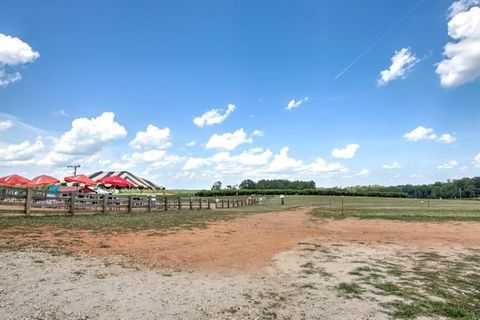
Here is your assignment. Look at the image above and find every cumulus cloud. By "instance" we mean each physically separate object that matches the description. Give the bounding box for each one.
[0,33,40,87]
[193,104,235,127]
[404,126,437,141]
[304,158,347,174]
[0,119,13,131]
[437,160,459,169]
[54,112,127,155]
[383,161,402,169]
[265,147,303,172]
[182,157,211,170]
[285,97,309,111]
[437,4,480,87]
[0,137,44,162]
[474,153,480,167]
[186,140,196,147]
[251,129,264,137]
[205,128,253,151]
[129,124,171,150]
[378,48,418,86]
[437,133,457,144]
[331,143,360,159]
[404,126,457,143]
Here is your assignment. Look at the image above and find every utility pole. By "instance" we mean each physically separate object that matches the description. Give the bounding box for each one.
[68,164,81,176]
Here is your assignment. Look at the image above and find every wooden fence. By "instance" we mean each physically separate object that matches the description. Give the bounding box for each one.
[0,187,261,216]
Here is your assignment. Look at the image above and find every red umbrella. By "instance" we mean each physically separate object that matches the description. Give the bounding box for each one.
[0,174,31,187]
[96,175,134,188]
[64,174,96,186]
[27,175,60,187]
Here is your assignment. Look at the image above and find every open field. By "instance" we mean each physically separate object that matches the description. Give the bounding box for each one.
[1,195,480,319]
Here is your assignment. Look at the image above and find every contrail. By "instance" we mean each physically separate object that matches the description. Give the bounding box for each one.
[334,0,427,80]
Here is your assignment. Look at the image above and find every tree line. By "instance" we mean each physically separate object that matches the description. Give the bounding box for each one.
[203,177,480,199]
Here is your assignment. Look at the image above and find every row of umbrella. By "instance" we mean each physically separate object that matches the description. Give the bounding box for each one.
[0,174,135,188]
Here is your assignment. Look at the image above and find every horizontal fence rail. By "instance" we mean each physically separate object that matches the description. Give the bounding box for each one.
[0,186,261,216]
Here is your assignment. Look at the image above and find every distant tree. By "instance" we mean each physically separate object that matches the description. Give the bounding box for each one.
[239,179,256,189]
[211,181,222,191]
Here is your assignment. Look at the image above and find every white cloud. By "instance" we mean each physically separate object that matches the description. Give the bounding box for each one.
[448,0,480,18]
[129,124,171,150]
[0,119,13,131]
[252,129,264,137]
[378,48,418,86]
[343,169,370,179]
[474,153,480,167]
[265,147,303,172]
[437,133,457,144]
[285,97,309,111]
[331,143,360,159]
[0,33,39,87]
[437,160,459,169]
[436,5,480,87]
[0,137,44,161]
[54,112,127,155]
[193,104,235,127]
[383,161,402,169]
[403,126,437,141]
[304,158,347,174]
[53,109,70,117]
[404,126,457,144]
[186,140,196,147]
[205,128,253,151]
[130,149,167,163]
[182,157,211,170]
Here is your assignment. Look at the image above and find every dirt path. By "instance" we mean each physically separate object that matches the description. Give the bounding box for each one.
[1,208,480,273]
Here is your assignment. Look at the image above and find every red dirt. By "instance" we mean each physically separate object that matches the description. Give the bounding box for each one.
[1,208,480,273]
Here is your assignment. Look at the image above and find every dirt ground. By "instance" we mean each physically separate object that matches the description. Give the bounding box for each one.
[1,208,480,319]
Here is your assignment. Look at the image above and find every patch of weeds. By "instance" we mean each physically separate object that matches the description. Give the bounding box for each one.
[33,259,44,264]
[73,270,85,276]
[373,281,404,296]
[223,306,239,315]
[300,283,316,290]
[336,282,363,299]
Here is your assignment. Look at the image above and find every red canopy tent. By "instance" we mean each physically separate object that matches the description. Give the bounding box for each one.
[64,174,96,186]
[27,175,60,187]
[96,175,134,188]
[0,174,31,187]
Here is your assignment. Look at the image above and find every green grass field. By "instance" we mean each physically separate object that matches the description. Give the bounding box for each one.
[0,195,479,232]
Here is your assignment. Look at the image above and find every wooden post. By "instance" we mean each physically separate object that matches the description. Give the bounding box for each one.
[199,198,202,209]
[128,195,132,213]
[222,200,224,208]
[70,192,76,215]
[207,199,211,209]
[227,200,230,208]
[164,196,168,211]
[178,197,181,210]
[103,194,108,214]
[189,197,193,210]
[25,188,32,216]
[147,196,152,212]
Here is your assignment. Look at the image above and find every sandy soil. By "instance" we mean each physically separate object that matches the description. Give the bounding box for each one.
[1,208,480,319]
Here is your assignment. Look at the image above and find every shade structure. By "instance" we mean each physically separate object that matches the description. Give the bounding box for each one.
[96,175,135,188]
[64,174,96,186]
[27,175,60,187]
[0,174,31,187]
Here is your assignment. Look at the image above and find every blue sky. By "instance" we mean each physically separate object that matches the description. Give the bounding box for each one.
[0,0,479,189]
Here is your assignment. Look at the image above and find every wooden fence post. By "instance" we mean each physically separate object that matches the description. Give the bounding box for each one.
[103,194,108,214]
[128,195,132,213]
[199,198,202,209]
[70,192,76,215]
[178,197,181,210]
[164,196,168,211]
[148,196,152,212]
[222,200,224,208]
[189,197,193,210]
[227,200,230,208]
[207,199,211,209]
[25,188,32,216]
